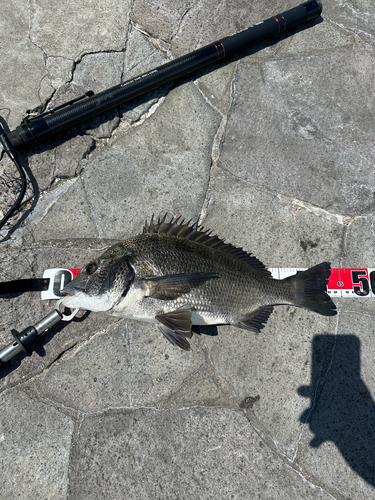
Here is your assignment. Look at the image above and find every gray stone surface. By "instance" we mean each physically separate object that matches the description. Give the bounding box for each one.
[344,215,375,267]
[1,1,375,499]
[32,81,221,241]
[0,389,74,500]
[120,27,173,124]
[323,0,375,46]
[29,0,132,59]
[31,178,99,240]
[34,319,205,411]
[68,407,335,500]
[218,44,375,214]
[74,52,124,94]
[0,0,53,129]
[203,166,346,268]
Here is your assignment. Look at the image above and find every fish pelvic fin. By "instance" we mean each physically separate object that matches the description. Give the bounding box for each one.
[234,306,274,333]
[285,262,337,316]
[158,325,191,351]
[156,305,192,350]
[144,272,219,300]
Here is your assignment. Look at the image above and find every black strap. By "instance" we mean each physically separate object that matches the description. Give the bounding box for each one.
[0,278,49,295]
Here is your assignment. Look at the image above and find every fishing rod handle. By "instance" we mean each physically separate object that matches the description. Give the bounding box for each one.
[219,0,321,56]
[0,309,62,367]
[7,0,322,149]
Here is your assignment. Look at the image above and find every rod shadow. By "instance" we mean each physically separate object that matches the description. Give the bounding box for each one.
[298,334,375,487]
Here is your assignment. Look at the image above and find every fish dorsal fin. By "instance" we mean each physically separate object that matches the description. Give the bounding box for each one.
[143,214,270,275]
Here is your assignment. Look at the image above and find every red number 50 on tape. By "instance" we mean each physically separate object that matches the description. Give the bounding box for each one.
[327,268,375,297]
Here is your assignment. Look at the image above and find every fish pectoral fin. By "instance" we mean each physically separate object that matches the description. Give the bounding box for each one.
[144,272,219,300]
[234,306,274,333]
[156,305,193,350]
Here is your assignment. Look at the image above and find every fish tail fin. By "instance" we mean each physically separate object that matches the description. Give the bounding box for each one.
[285,262,337,316]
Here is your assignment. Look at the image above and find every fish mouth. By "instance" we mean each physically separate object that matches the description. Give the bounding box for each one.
[62,285,83,296]
[61,286,84,307]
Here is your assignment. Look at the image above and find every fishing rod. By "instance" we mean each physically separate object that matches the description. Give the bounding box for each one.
[5,0,322,150]
[0,0,322,229]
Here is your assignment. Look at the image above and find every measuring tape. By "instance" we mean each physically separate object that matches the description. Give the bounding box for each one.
[42,267,375,300]
[269,268,375,298]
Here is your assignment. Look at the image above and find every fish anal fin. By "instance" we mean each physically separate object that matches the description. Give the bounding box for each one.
[156,305,193,350]
[234,306,274,333]
[144,272,219,300]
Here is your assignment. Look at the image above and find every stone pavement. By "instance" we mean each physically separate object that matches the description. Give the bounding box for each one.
[0,1,374,498]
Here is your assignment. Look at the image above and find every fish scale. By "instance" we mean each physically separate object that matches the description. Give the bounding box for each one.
[125,234,278,320]
[61,215,336,350]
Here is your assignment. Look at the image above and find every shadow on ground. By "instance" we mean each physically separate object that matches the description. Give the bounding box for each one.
[299,334,375,487]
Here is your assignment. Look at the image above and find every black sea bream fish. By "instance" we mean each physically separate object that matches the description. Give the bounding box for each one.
[62,215,336,350]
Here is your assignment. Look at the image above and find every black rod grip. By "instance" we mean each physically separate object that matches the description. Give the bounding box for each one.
[219,0,322,56]
[7,0,322,149]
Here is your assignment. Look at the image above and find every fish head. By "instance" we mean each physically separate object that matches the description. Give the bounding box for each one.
[61,248,134,312]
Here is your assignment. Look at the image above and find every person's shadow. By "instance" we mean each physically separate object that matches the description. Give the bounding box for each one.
[299,335,375,486]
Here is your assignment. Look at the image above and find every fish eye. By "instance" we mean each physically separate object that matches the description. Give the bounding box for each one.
[85,263,97,275]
